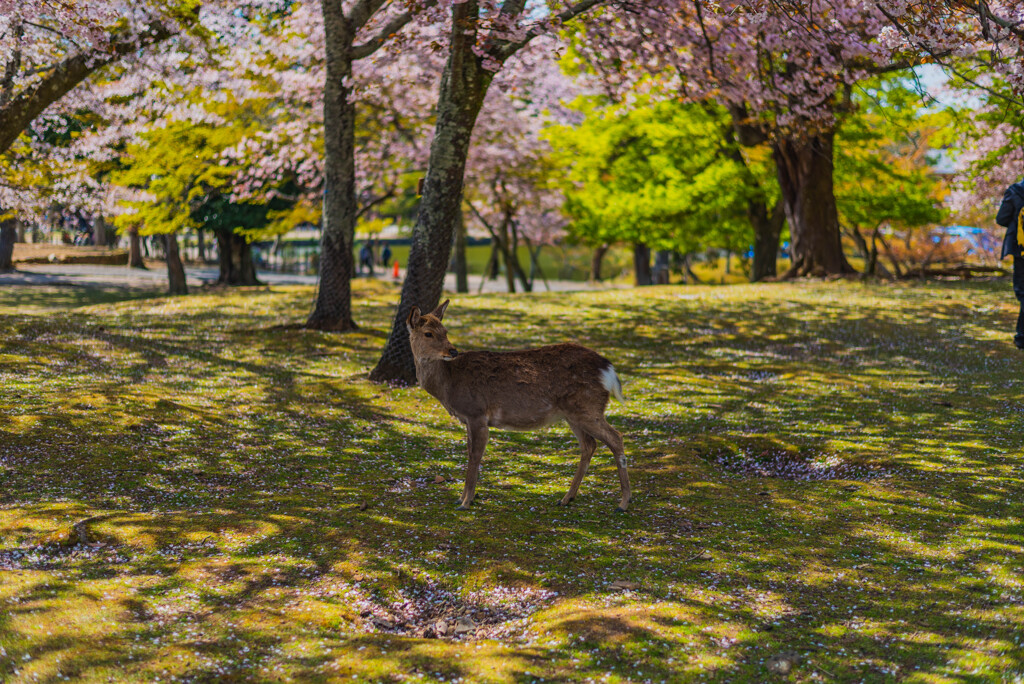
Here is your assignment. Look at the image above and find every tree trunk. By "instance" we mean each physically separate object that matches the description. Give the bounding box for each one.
[508,220,531,292]
[0,218,16,272]
[751,200,785,281]
[94,216,108,247]
[453,208,469,293]
[164,233,188,295]
[370,0,493,384]
[633,242,652,286]
[591,243,609,281]
[773,131,854,278]
[499,218,516,293]
[128,227,146,269]
[215,228,261,285]
[197,229,207,262]
[306,0,358,330]
[654,250,671,284]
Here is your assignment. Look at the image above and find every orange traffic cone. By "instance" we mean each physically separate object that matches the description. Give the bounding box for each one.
[392,260,400,280]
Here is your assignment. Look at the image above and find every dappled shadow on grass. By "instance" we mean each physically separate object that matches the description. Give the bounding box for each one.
[0,284,163,314]
[2,282,1024,680]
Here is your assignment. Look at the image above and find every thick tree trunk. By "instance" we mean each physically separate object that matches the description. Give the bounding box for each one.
[0,219,16,272]
[773,131,854,278]
[164,233,188,295]
[215,228,260,286]
[453,208,468,293]
[751,200,785,281]
[633,242,652,286]
[591,243,609,281]
[128,227,146,269]
[94,216,108,247]
[306,0,358,331]
[653,250,671,284]
[370,0,492,384]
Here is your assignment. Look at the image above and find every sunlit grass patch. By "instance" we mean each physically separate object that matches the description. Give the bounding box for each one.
[1,279,1023,681]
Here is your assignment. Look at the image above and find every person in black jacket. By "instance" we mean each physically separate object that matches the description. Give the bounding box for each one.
[996,179,1024,349]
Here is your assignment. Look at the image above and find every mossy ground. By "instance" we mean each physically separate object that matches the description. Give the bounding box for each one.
[1,278,1023,683]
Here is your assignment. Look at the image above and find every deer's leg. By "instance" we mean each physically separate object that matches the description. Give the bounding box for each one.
[560,421,596,506]
[458,420,489,510]
[582,416,631,512]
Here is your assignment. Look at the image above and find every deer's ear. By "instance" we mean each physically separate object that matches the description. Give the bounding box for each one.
[406,306,423,330]
[431,299,450,321]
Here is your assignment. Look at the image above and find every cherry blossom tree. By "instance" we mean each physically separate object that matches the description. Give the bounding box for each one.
[370,0,608,384]
[0,0,192,270]
[462,46,577,293]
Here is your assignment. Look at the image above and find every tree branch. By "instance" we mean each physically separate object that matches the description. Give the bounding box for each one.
[355,187,396,220]
[348,0,391,32]
[875,2,1024,108]
[492,0,606,63]
[351,0,437,60]
[0,20,176,156]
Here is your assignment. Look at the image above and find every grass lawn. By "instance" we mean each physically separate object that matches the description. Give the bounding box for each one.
[1,278,1023,682]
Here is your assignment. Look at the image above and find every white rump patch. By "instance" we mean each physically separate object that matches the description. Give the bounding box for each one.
[599,365,625,403]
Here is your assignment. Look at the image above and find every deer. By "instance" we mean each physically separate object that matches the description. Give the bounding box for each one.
[405,299,631,512]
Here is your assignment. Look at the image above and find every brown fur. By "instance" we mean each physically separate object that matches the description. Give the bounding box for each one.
[406,300,631,511]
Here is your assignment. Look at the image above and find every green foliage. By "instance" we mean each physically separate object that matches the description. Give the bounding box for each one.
[835,78,947,231]
[110,94,290,240]
[546,97,774,253]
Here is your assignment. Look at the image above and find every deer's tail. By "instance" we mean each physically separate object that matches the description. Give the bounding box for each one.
[599,365,625,403]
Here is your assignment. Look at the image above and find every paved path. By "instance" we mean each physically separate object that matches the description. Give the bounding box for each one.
[0,264,621,294]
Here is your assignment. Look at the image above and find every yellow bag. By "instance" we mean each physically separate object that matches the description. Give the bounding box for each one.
[1019,209,1024,248]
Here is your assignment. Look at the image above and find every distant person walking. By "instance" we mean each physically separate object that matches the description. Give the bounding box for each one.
[996,178,1024,349]
[359,242,374,276]
[381,243,392,268]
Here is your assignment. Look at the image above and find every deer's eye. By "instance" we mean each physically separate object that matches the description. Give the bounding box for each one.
[424,332,433,338]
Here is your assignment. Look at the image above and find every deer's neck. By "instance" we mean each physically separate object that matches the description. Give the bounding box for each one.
[414,357,456,407]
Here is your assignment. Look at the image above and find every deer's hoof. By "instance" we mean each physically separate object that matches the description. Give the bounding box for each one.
[615,505,628,513]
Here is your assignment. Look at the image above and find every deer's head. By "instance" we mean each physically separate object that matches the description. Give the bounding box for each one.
[406,299,459,362]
